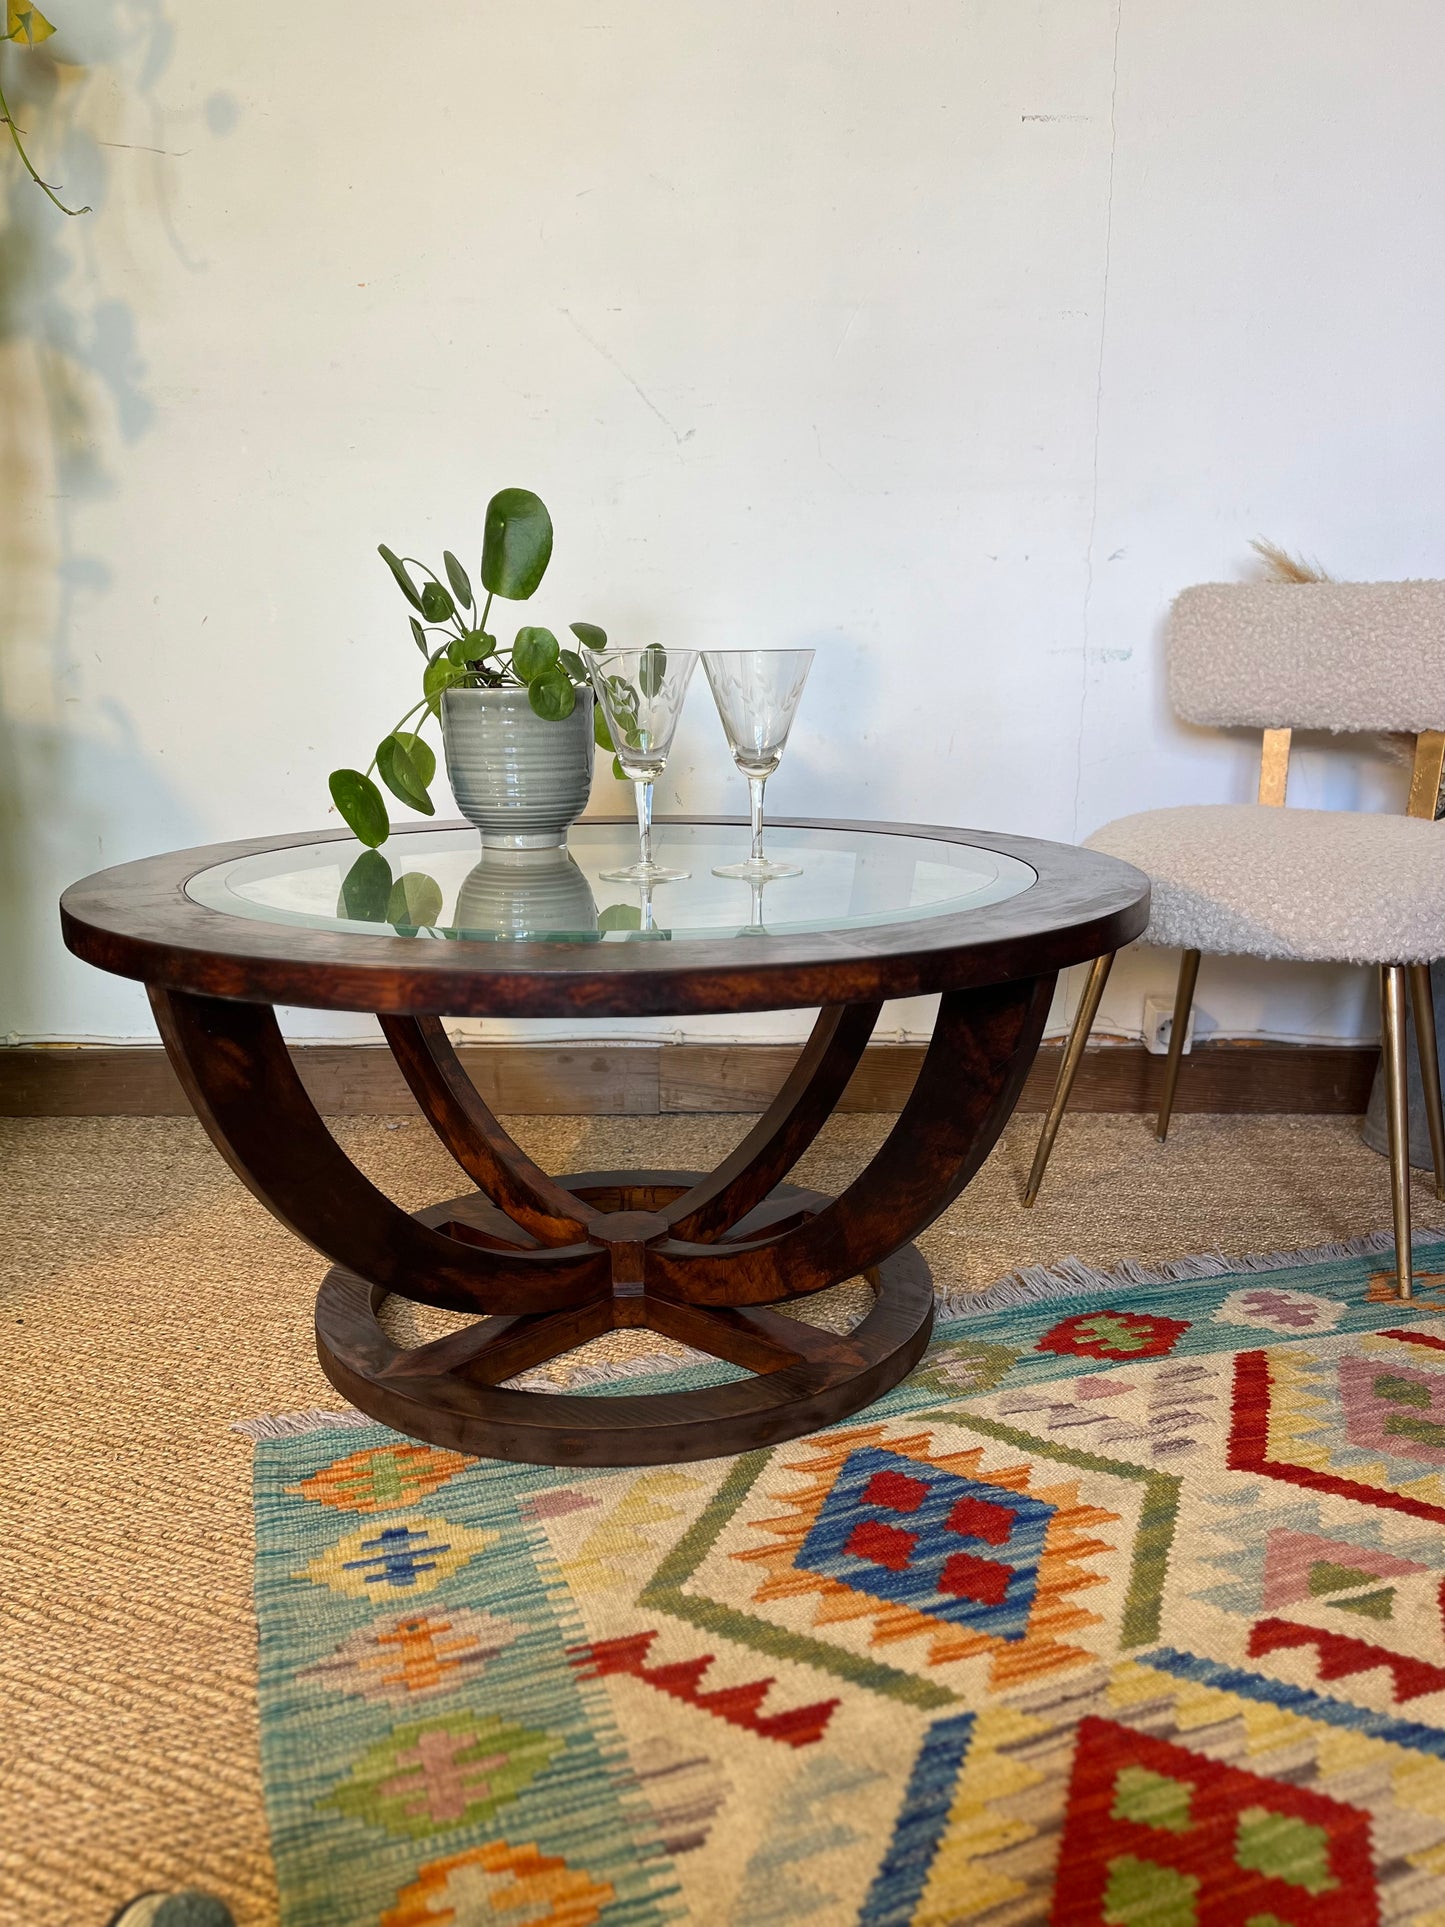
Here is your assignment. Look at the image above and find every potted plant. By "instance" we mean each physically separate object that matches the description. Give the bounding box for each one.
[328,487,613,849]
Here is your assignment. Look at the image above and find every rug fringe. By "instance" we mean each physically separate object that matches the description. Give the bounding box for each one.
[232,1406,371,1440]
[936,1224,1445,1320]
[234,1226,1445,1432]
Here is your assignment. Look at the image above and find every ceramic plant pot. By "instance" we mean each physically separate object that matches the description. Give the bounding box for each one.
[454,847,599,941]
[440,685,594,848]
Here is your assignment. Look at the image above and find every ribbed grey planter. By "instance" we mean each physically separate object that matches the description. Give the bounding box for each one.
[1363,959,1445,1167]
[440,685,594,848]
[454,848,598,941]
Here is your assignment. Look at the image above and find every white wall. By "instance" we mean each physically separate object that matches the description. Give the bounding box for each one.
[3,1,1443,1048]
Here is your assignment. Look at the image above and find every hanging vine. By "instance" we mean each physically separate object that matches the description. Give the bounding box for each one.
[0,3,90,216]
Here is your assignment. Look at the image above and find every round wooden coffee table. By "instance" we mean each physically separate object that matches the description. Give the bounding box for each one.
[61,816,1148,1465]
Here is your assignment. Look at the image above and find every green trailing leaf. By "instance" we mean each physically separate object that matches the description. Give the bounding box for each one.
[5,4,56,45]
[446,633,478,667]
[612,754,626,781]
[513,625,560,681]
[570,621,607,653]
[394,731,436,787]
[379,544,424,613]
[481,488,553,600]
[558,649,588,681]
[592,706,616,752]
[443,550,473,610]
[329,768,390,847]
[376,732,435,815]
[409,617,428,657]
[423,653,467,712]
[387,871,445,930]
[597,902,642,932]
[640,643,668,698]
[337,849,393,922]
[420,579,455,624]
[528,668,576,720]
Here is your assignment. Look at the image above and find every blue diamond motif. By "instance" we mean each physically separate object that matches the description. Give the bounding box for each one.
[795,1446,1056,1639]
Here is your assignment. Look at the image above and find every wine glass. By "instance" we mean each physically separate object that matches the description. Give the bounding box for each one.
[702,648,814,880]
[587,646,699,883]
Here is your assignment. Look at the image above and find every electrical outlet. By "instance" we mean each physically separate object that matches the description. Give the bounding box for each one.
[1143,995,1196,1057]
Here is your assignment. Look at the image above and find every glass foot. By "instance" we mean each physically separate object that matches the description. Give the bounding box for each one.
[712,858,802,881]
[600,863,691,883]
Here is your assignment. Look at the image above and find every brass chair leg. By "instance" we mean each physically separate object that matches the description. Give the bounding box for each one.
[1156,949,1201,1142]
[1408,962,1445,1203]
[1382,964,1414,1301]
[1022,951,1115,1206]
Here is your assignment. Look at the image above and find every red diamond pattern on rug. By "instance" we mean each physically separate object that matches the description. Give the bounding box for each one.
[1052,1715,1379,1925]
[1035,1309,1191,1362]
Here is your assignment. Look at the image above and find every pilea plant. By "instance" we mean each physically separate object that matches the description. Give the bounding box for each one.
[328,487,616,848]
[2,3,91,216]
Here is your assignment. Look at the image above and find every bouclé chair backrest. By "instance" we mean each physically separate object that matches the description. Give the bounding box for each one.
[1168,581,1445,735]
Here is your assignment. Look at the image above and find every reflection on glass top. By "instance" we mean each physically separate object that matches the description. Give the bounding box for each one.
[185,824,1036,946]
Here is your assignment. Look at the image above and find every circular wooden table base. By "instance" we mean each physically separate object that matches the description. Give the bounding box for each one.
[315,1178,937,1466]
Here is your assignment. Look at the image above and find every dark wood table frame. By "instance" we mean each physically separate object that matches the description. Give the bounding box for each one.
[61,817,1148,1466]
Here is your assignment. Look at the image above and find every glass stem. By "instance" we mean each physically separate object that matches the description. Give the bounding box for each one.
[634,779,654,872]
[749,775,767,864]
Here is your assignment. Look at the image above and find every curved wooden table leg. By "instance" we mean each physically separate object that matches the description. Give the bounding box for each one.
[149,988,609,1316]
[644,972,1055,1305]
[315,1184,936,1466]
[379,1015,593,1244]
[663,1002,882,1239]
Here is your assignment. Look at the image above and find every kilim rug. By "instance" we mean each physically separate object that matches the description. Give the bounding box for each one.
[250,1231,1445,1925]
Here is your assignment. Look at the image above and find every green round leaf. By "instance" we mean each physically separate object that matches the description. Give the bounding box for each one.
[570,621,608,652]
[423,654,467,710]
[481,488,553,600]
[394,730,436,787]
[376,732,435,814]
[558,649,588,681]
[593,706,616,752]
[337,849,393,921]
[329,768,390,847]
[420,580,456,624]
[378,544,424,613]
[443,550,474,610]
[527,667,576,720]
[513,625,560,681]
[597,902,642,932]
[387,871,445,930]
[611,754,627,781]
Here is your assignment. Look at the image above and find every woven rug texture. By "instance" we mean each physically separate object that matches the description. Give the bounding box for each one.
[9,1110,1445,1925]
[256,1237,1445,1925]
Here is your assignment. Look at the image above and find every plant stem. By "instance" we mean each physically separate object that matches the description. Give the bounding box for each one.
[0,60,90,217]
[364,698,430,778]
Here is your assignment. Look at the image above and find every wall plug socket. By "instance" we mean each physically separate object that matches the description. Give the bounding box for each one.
[1142,995,1196,1057]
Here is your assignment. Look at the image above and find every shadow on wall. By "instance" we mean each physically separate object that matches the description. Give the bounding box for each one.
[0,6,236,1035]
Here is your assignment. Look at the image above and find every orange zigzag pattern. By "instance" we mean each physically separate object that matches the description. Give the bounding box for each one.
[569,1630,838,1747]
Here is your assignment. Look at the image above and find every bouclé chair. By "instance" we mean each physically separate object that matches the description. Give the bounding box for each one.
[1024,579,1445,1300]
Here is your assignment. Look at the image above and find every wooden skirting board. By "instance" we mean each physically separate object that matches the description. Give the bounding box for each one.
[0,1039,1379,1118]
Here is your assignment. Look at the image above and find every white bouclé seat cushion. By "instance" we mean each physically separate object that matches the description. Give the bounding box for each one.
[1085,805,1445,964]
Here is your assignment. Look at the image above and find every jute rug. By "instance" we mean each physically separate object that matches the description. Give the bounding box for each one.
[253,1234,1445,1925]
[10,1112,1445,1925]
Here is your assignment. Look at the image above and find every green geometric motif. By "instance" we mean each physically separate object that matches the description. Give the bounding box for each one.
[908,1339,1018,1398]
[1111,1766,1192,1834]
[318,1711,559,1839]
[1329,1587,1396,1619]
[1103,1853,1198,1925]
[1234,1806,1337,1895]
[1307,1560,1385,1597]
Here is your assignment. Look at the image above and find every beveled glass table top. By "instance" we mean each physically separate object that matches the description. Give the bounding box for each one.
[185,822,1037,946]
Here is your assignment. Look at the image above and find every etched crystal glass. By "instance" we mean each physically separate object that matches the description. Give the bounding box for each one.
[586,646,699,883]
[702,648,814,881]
